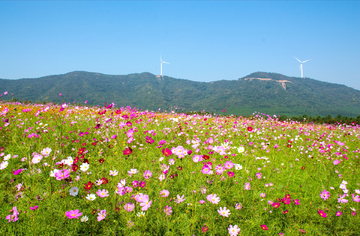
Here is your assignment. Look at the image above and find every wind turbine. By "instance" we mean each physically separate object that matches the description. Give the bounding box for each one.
[294,56,311,78]
[159,56,170,76]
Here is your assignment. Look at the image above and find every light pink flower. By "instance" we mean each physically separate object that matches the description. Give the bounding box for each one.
[97,209,107,221]
[160,189,169,197]
[124,202,135,212]
[96,189,109,198]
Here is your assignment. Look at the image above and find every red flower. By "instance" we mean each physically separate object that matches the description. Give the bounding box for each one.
[57,163,64,168]
[71,164,78,172]
[284,194,291,200]
[83,159,89,164]
[261,224,268,230]
[84,181,93,190]
[123,147,133,155]
[101,177,108,185]
[177,166,183,171]
[203,155,210,160]
[223,109,226,112]
[115,109,122,114]
[247,126,253,132]
[162,148,172,157]
[99,159,105,164]
[73,156,79,164]
[78,147,86,155]
[283,210,289,214]
[299,229,307,234]
[91,142,97,146]
[201,225,209,233]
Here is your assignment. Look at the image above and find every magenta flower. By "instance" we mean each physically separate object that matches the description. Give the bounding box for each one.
[293,199,300,205]
[13,169,23,175]
[124,202,135,212]
[256,172,262,179]
[55,169,70,180]
[111,135,117,139]
[320,190,330,200]
[96,189,109,198]
[336,211,342,216]
[318,209,327,218]
[65,209,83,219]
[97,209,107,221]
[30,206,38,210]
[199,200,205,204]
[227,171,234,177]
[261,224,268,230]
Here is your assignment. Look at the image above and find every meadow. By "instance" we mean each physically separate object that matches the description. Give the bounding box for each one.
[0,100,359,235]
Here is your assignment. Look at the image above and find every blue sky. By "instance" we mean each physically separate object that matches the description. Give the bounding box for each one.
[1,1,359,90]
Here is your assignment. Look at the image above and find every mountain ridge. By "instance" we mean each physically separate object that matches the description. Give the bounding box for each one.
[1,71,359,117]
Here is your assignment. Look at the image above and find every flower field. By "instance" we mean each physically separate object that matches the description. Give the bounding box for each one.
[0,101,359,235]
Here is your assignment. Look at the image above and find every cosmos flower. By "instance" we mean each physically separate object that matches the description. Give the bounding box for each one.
[69,187,79,196]
[218,207,231,217]
[320,190,330,200]
[65,209,83,219]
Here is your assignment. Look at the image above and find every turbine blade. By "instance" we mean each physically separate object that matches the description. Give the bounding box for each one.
[302,59,311,63]
[294,56,301,62]
[163,61,170,64]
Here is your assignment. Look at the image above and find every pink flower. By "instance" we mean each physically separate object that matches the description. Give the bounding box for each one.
[5,207,19,223]
[235,203,243,210]
[228,224,241,235]
[140,200,152,211]
[336,211,342,216]
[333,160,340,165]
[97,209,106,221]
[320,190,330,200]
[55,169,70,180]
[96,189,109,198]
[207,193,220,204]
[135,193,148,203]
[352,193,360,202]
[59,93,62,96]
[65,209,83,219]
[261,224,268,230]
[338,194,348,203]
[143,170,152,179]
[256,172,262,179]
[124,202,135,212]
[199,200,205,204]
[293,199,300,205]
[163,205,172,216]
[224,161,234,169]
[244,182,251,190]
[175,194,186,204]
[160,189,169,197]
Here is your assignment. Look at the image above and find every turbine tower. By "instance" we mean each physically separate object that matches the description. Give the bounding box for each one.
[294,56,311,78]
[160,56,170,76]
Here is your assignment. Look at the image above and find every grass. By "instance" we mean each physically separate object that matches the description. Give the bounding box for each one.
[0,101,359,235]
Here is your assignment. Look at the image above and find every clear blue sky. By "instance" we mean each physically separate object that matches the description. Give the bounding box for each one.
[1,1,359,90]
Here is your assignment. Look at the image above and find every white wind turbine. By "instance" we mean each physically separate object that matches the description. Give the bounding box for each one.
[159,56,170,76]
[294,56,311,78]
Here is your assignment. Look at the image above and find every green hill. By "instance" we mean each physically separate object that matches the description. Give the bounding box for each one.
[1,71,360,117]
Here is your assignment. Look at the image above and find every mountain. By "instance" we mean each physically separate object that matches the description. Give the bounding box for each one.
[1,71,360,117]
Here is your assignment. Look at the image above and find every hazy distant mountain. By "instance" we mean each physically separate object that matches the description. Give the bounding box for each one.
[1,71,360,117]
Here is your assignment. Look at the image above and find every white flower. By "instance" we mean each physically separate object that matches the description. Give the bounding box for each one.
[69,187,79,196]
[109,170,118,176]
[237,147,245,153]
[41,147,52,157]
[80,163,90,172]
[118,179,126,188]
[234,164,243,170]
[350,207,356,212]
[63,156,73,166]
[0,161,9,170]
[339,183,347,190]
[355,189,360,194]
[159,157,164,162]
[95,179,103,185]
[86,194,96,201]
[81,215,89,222]
[136,211,145,217]
[4,154,11,161]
